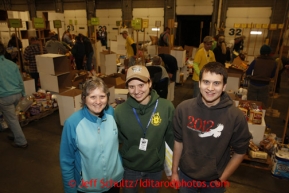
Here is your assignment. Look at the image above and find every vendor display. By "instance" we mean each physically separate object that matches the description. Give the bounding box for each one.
[238,100,263,124]
[16,91,58,125]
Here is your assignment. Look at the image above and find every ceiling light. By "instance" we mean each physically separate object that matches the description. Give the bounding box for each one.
[250,31,262,35]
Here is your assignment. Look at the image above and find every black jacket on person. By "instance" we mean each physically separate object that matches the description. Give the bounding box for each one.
[158,54,178,81]
[213,46,226,66]
[82,36,93,56]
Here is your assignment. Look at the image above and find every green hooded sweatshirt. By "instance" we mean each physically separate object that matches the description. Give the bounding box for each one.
[115,90,175,172]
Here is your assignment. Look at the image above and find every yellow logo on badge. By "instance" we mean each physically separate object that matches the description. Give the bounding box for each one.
[151,112,161,126]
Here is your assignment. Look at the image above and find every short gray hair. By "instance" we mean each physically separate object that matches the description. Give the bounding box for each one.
[81,78,110,109]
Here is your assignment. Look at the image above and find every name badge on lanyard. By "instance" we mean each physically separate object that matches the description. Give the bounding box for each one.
[133,100,159,152]
[139,138,148,151]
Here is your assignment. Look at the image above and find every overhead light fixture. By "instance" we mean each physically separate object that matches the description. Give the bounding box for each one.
[250,31,262,35]
[152,28,160,31]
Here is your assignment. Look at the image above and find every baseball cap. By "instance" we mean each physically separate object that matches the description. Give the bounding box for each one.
[126,65,150,83]
[203,36,214,43]
[152,56,162,66]
[120,30,128,35]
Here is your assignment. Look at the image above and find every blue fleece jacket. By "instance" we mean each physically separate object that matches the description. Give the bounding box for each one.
[60,106,124,193]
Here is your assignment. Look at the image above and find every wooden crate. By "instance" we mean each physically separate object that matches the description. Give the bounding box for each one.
[241,154,272,170]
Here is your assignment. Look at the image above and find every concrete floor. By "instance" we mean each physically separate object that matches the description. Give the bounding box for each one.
[1,74,289,193]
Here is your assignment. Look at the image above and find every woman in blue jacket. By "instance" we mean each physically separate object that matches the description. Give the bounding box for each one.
[60,78,124,193]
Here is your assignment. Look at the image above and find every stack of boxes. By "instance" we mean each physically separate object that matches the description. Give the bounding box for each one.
[36,54,83,125]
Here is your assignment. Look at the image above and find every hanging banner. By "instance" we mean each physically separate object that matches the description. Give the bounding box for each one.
[91,17,99,26]
[262,24,269,29]
[116,21,121,27]
[142,19,149,28]
[241,23,247,28]
[8,19,22,28]
[131,19,136,28]
[269,24,277,30]
[278,24,284,29]
[254,24,262,28]
[134,18,142,30]
[53,20,62,28]
[234,23,241,28]
[33,17,45,29]
[155,21,161,27]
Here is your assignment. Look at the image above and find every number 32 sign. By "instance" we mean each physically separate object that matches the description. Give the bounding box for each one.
[228,28,242,36]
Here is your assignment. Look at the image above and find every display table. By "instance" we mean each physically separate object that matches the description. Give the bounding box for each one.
[20,107,58,127]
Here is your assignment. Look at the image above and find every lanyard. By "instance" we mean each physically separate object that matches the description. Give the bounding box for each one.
[133,99,159,138]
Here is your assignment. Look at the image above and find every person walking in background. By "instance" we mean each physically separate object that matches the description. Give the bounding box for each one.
[62,30,74,47]
[229,35,246,62]
[79,33,94,71]
[71,35,85,70]
[0,43,28,148]
[5,33,23,64]
[246,45,277,107]
[171,62,251,193]
[213,35,227,66]
[149,55,170,98]
[114,65,174,193]
[45,34,67,54]
[100,26,108,48]
[60,78,124,193]
[191,36,216,98]
[23,37,48,91]
[158,53,178,82]
[121,30,137,67]
[158,27,170,47]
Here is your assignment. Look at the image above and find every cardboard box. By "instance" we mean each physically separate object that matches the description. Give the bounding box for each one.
[158,46,170,55]
[232,56,248,72]
[147,45,157,56]
[248,116,266,145]
[100,64,117,75]
[23,78,35,96]
[36,54,70,75]
[57,89,82,126]
[115,88,128,100]
[238,100,266,145]
[184,45,197,58]
[102,73,126,89]
[225,74,241,93]
[227,67,244,78]
[71,70,88,88]
[170,49,186,68]
[39,72,72,93]
[99,51,117,75]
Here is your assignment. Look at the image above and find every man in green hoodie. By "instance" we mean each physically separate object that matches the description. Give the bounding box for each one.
[115,65,175,193]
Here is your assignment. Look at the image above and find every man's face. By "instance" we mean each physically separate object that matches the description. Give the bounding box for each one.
[122,33,127,39]
[204,42,212,51]
[199,71,226,107]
